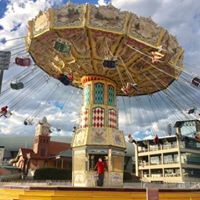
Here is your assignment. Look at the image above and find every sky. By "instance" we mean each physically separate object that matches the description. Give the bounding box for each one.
[0,0,200,140]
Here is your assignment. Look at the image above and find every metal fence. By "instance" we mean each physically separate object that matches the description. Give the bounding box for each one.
[0,180,200,189]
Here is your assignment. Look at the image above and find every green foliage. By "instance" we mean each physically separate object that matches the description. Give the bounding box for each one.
[123,172,140,182]
[0,173,21,182]
[34,168,72,180]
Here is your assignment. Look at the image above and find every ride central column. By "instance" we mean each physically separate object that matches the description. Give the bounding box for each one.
[71,75,126,187]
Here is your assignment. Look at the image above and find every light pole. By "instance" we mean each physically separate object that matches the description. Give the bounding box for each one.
[0,51,11,94]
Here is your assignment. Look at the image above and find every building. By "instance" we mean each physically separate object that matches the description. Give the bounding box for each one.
[135,120,200,183]
[11,117,71,176]
[0,133,134,178]
[0,135,71,162]
[0,146,5,165]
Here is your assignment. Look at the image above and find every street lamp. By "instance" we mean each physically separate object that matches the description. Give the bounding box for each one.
[0,51,11,94]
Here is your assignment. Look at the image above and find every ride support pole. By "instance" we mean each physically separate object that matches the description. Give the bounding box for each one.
[0,70,4,94]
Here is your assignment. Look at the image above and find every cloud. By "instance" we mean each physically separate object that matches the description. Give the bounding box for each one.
[0,0,64,49]
[111,0,200,73]
[97,0,110,6]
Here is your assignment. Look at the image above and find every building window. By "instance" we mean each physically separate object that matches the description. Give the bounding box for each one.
[163,153,178,164]
[151,169,162,177]
[139,156,148,167]
[164,168,180,177]
[94,83,104,104]
[180,121,196,137]
[185,153,200,164]
[183,168,200,178]
[150,155,161,165]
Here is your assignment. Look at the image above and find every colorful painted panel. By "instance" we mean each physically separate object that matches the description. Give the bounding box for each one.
[112,130,125,147]
[91,128,106,144]
[108,109,117,128]
[33,11,50,35]
[110,172,123,186]
[84,84,91,105]
[81,107,89,128]
[94,83,104,104]
[73,129,86,147]
[108,85,115,106]
[92,107,104,127]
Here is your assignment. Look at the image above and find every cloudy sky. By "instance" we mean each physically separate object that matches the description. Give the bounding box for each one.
[0,0,200,140]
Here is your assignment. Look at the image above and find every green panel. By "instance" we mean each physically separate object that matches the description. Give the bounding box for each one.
[84,84,91,105]
[54,41,71,53]
[108,85,115,106]
[94,83,104,104]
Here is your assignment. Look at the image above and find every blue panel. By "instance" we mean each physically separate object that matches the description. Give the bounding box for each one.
[84,84,91,105]
[94,83,104,104]
[108,85,115,106]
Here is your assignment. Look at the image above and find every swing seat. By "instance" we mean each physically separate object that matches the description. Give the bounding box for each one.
[15,57,31,66]
[103,60,117,69]
[54,41,71,54]
[67,73,73,81]
[10,82,24,90]
[24,119,33,125]
[121,87,131,96]
[151,51,165,63]
[188,108,195,114]
[58,74,71,85]
[192,77,200,87]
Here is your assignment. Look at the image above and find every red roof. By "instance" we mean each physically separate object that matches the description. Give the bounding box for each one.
[48,141,70,156]
[20,148,34,158]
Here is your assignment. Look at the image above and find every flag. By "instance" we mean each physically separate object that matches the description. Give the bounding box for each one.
[153,135,159,144]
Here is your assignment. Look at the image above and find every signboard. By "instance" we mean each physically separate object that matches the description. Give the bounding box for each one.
[146,188,159,200]
[0,51,11,70]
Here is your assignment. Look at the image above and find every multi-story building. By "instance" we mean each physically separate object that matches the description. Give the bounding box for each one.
[135,120,200,183]
[0,146,5,165]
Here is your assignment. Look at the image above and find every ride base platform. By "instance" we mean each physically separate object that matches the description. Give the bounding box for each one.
[0,185,199,200]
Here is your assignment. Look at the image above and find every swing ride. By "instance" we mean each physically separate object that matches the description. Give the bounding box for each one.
[22,3,186,187]
[25,4,184,96]
[0,3,200,188]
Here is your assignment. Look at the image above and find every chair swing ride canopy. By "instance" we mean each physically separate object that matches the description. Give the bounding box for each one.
[26,3,184,96]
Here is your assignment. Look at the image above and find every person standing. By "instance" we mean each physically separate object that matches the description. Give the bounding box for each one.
[95,158,105,186]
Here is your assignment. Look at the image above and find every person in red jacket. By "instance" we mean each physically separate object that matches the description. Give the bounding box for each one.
[0,106,8,117]
[95,158,106,186]
[0,106,12,118]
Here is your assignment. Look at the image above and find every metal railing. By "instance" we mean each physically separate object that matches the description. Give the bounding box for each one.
[0,180,199,189]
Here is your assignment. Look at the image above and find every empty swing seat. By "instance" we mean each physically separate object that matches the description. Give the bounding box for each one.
[58,74,71,85]
[192,77,200,87]
[15,57,31,66]
[10,82,24,90]
[103,60,117,69]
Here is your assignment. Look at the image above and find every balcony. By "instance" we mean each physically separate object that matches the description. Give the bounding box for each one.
[162,144,177,149]
[164,173,180,177]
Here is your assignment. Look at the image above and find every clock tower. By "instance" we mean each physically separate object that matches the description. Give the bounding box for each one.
[33,117,51,157]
